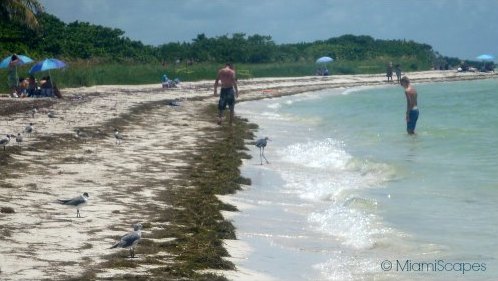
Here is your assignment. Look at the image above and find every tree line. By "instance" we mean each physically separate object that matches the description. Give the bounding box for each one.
[1,5,461,68]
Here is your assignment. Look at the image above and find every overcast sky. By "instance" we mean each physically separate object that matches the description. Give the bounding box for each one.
[39,0,498,60]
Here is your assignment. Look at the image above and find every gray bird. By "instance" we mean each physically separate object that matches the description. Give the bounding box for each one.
[47,110,57,121]
[24,123,34,136]
[75,129,90,142]
[57,192,89,218]
[30,107,38,118]
[15,133,23,146]
[255,137,271,165]
[0,135,12,151]
[114,129,124,144]
[110,223,143,258]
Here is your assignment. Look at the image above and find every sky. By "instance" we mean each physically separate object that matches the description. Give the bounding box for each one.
[39,0,498,60]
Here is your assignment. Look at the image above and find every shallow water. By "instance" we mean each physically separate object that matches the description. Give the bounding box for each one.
[233,79,498,281]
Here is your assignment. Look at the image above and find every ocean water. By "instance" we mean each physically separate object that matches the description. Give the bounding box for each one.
[232,79,498,281]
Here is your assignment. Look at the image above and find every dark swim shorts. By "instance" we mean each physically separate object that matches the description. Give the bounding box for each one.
[407,108,419,132]
[218,87,235,111]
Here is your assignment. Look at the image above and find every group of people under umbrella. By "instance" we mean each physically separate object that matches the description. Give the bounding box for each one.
[1,54,66,98]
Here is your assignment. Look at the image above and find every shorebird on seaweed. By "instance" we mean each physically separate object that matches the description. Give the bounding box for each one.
[110,223,143,258]
[57,192,89,218]
[255,137,271,165]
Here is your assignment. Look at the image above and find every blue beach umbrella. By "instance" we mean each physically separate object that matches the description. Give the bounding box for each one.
[0,54,34,68]
[476,54,495,61]
[316,56,334,64]
[29,58,67,74]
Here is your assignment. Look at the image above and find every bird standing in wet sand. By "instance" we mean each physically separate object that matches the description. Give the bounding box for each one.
[0,135,13,151]
[255,137,271,165]
[110,223,143,258]
[114,129,124,145]
[57,192,89,218]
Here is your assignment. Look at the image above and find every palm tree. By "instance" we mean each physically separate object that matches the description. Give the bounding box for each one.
[0,0,44,29]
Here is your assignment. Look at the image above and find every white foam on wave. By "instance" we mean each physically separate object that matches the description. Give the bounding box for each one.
[266,102,282,110]
[279,138,351,170]
[312,253,379,281]
[275,138,395,250]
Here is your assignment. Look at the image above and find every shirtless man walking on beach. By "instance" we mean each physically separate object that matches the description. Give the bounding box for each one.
[214,63,239,125]
[400,76,419,135]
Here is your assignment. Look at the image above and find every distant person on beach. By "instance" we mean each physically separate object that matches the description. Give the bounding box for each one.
[400,76,419,135]
[214,63,239,125]
[7,54,20,97]
[386,62,393,82]
[27,75,38,97]
[395,64,402,83]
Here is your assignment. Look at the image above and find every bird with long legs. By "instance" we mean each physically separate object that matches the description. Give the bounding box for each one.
[255,137,270,165]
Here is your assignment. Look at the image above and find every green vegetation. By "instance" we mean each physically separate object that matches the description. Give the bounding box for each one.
[0,0,44,30]
[1,3,476,92]
[7,58,432,90]
[1,4,489,87]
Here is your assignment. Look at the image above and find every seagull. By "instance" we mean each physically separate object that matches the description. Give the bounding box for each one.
[47,110,57,121]
[114,129,124,144]
[0,135,12,151]
[110,223,143,258]
[24,123,34,136]
[255,137,271,165]
[15,133,23,146]
[30,107,38,118]
[75,129,90,142]
[57,192,89,218]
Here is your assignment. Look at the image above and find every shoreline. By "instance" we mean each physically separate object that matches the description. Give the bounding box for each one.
[0,70,496,280]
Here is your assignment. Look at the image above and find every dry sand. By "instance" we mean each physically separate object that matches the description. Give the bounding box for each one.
[0,70,496,280]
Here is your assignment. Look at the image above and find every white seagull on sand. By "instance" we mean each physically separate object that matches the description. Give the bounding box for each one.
[110,223,143,258]
[47,110,57,121]
[24,123,34,136]
[16,133,23,146]
[0,135,13,151]
[57,192,89,218]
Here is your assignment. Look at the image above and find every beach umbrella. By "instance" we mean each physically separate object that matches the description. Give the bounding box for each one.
[0,54,34,68]
[316,56,334,64]
[29,58,67,74]
[476,54,495,61]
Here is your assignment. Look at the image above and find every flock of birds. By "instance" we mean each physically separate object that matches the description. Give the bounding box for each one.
[1,108,126,151]
[1,107,135,257]
[2,106,272,259]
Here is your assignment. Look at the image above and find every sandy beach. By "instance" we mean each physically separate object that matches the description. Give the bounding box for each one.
[0,70,496,280]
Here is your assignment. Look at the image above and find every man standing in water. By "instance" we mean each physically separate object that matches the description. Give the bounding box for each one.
[214,63,239,125]
[400,76,419,135]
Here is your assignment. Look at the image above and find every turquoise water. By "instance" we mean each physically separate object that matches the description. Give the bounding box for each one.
[233,79,498,281]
